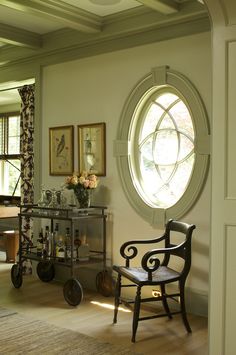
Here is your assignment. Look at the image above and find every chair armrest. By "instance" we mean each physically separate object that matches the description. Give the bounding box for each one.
[120,233,166,267]
[141,241,186,280]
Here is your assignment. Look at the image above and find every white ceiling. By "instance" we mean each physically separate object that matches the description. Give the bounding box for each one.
[0,89,20,106]
[64,0,142,17]
[0,0,208,106]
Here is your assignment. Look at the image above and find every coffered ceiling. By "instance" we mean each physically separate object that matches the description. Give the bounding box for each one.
[0,0,209,106]
[0,0,209,67]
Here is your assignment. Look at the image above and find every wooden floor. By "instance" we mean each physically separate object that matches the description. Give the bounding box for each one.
[0,255,208,355]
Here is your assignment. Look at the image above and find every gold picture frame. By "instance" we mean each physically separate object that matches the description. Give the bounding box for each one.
[49,125,74,175]
[78,122,106,176]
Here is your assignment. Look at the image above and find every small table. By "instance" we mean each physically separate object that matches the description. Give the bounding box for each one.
[0,206,20,263]
[0,206,19,219]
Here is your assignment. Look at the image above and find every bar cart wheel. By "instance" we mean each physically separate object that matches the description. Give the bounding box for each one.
[63,278,83,306]
[37,261,55,282]
[96,270,114,297]
[11,264,23,289]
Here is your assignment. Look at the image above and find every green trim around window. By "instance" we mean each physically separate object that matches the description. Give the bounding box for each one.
[114,66,210,228]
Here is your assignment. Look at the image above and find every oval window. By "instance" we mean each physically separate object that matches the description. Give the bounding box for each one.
[115,66,210,227]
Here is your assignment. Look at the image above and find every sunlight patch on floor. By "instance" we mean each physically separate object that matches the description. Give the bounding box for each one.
[91,301,131,312]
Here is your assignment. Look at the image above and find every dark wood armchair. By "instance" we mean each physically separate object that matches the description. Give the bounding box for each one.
[113,219,196,342]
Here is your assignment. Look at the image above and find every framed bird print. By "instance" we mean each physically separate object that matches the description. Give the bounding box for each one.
[78,122,106,176]
[49,125,74,175]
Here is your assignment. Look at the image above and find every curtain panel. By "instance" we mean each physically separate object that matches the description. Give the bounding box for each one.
[18,84,35,274]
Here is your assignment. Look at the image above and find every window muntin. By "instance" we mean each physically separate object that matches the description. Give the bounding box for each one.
[0,112,21,196]
[130,88,195,209]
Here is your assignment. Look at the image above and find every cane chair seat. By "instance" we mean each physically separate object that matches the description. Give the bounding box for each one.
[113,265,180,285]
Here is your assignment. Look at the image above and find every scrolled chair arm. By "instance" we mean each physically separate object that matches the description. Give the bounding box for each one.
[141,254,161,281]
[120,233,166,267]
[141,243,186,281]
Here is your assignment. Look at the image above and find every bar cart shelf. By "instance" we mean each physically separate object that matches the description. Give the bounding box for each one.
[11,204,108,306]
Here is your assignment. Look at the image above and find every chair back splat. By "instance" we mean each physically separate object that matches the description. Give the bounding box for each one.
[112,219,196,342]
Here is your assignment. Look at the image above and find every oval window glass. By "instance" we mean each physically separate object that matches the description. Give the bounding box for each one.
[130,89,195,209]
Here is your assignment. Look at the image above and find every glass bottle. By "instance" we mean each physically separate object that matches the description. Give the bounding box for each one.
[42,228,47,259]
[65,227,71,260]
[45,225,52,257]
[37,229,43,257]
[56,236,65,262]
[74,229,81,260]
[49,188,59,207]
[77,232,89,261]
[38,185,47,207]
[52,223,59,257]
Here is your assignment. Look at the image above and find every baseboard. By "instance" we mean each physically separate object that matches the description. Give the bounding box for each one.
[186,286,208,317]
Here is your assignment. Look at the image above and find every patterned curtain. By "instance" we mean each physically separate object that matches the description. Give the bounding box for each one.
[18,84,35,274]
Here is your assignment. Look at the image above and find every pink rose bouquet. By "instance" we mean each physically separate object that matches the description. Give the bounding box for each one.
[65,171,98,208]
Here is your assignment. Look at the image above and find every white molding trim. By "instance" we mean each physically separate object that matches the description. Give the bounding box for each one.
[0,0,101,33]
[137,0,178,15]
[0,23,41,48]
[0,3,210,69]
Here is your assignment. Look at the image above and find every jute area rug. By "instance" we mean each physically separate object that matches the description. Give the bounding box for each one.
[0,307,141,355]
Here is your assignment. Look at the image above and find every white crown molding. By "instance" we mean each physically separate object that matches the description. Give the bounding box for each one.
[0,0,102,33]
[0,22,41,48]
[137,0,178,15]
[0,15,210,71]
[0,1,210,69]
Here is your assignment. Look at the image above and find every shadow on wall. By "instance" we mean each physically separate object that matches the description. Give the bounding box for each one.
[193,239,209,257]
[93,185,110,206]
[192,238,209,283]
[191,265,209,284]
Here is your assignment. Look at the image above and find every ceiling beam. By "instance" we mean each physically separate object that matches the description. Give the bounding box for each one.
[0,0,102,33]
[137,0,179,14]
[0,22,41,48]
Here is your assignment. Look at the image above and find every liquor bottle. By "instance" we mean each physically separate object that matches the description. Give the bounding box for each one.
[65,227,71,260]
[42,228,47,259]
[52,223,59,257]
[45,225,52,257]
[56,236,65,262]
[74,229,81,260]
[37,230,43,257]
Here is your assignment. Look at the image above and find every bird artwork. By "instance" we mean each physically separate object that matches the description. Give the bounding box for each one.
[86,153,95,171]
[56,134,65,157]
[85,133,92,153]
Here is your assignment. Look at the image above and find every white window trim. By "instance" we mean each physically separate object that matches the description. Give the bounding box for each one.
[114,66,210,228]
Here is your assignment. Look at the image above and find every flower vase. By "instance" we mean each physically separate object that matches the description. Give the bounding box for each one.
[74,189,90,209]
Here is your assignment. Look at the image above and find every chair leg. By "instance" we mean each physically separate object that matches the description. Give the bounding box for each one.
[160,284,172,319]
[132,285,141,343]
[113,274,121,324]
[179,281,191,333]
